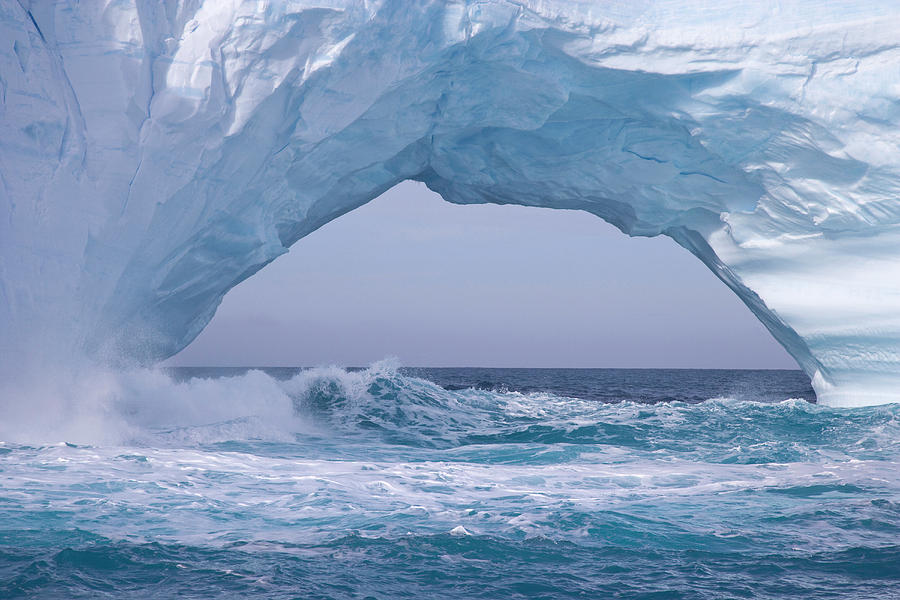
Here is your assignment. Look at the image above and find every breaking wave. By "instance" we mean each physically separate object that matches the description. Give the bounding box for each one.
[1,361,895,462]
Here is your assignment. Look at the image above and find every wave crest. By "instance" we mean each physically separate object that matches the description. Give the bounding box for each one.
[1,362,897,464]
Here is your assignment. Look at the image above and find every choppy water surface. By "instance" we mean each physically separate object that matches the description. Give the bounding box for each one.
[1,365,899,599]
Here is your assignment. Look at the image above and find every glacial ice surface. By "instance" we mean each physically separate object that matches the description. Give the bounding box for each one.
[3,0,900,405]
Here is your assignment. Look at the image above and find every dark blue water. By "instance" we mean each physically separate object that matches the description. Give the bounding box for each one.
[2,365,899,599]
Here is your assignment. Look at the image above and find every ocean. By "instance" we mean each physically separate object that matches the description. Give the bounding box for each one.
[1,364,899,599]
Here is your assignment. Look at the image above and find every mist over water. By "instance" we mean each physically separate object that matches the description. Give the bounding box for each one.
[1,364,899,598]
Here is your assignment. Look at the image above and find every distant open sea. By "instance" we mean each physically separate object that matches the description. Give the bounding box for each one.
[2,366,899,599]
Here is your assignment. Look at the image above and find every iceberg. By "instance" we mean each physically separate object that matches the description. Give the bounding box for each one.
[2,0,900,405]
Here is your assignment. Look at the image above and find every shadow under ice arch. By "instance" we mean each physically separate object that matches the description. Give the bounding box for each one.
[3,1,900,405]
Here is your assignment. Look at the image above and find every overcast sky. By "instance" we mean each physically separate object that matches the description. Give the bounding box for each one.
[166,181,797,369]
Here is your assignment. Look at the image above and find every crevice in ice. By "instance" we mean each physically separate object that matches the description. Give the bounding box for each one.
[20,7,45,44]
[625,150,667,164]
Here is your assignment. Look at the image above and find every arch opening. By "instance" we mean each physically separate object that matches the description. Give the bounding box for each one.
[165,181,797,371]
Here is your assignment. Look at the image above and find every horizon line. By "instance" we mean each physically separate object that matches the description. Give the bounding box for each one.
[163,365,805,371]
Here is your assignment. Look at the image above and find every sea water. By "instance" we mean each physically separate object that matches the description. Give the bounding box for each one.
[1,365,898,599]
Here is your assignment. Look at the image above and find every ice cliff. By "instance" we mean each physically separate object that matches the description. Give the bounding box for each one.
[2,0,900,405]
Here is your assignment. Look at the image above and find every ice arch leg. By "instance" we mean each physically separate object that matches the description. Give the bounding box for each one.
[3,1,900,406]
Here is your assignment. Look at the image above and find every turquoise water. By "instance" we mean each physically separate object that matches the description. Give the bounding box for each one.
[1,365,899,598]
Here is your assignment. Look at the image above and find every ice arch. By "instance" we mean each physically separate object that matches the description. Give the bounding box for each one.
[2,1,900,405]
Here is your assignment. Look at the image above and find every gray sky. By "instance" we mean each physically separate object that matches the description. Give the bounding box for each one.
[166,181,797,368]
